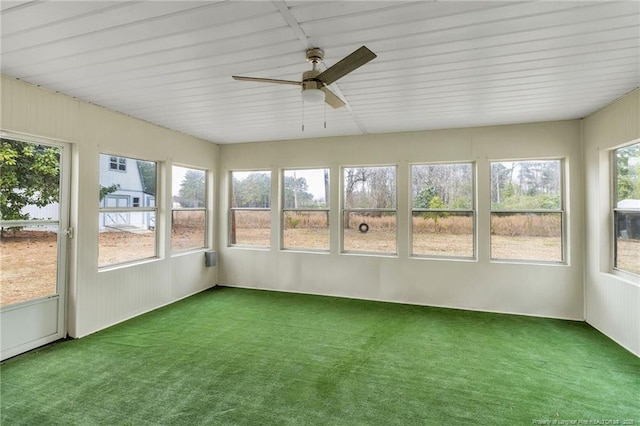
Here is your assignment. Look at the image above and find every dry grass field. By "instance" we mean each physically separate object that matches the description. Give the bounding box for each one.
[2,216,638,306]
[1,230,58,306]
[1,225,205,306]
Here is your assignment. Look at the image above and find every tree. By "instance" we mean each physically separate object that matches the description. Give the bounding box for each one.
[344,167,395,209]
[413,164,472,210]
[616,143,640,201]
[137,160,156,196]
[344,167,370,209]
[491,162,515,208]
[284,175,313,208]
[0,139,60,233]
[491,160,561,210]
[232,172,271,208]
[426,195,449,233]
[99,184,120,201]
[414,185,437,209]
[177,170,205,207]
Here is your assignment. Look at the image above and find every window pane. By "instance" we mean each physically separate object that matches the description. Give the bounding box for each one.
[283,211,329,250]
[614,143,640,274]
[491,213,562,262]
[173,166,205,207]
[1,225,58,307]
[284,211,329,250]
[0,138,62,306]
[171,166,207,253]
[344,166,396,209]
[98,212,156,267]
[231,171,271,208]
[615,211,640,275]
[283,169,329,209]
[230,210,270,247]
[614,143,639,274]
[614,142,640,205]
[343,211,396,254]
[412,163,472,209]
[412,212,473,257]
[490,160,561,210]
[172,210,206,252]
[99,154,157,201]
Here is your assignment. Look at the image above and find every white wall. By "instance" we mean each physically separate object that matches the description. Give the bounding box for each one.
[5,71,636,356]
[583,89,640,356]
[218,121,585,320]
[1,75,219,337]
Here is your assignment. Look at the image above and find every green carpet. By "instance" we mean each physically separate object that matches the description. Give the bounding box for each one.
[1,287,639,425]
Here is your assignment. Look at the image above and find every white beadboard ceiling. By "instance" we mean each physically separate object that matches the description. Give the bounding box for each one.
[1,1,639,144]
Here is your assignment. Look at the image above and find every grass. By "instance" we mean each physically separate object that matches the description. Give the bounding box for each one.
[2,287,639,425]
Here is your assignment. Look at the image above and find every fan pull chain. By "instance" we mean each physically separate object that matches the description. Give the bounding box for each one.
[301,99,305,132]
[324,102,327,129]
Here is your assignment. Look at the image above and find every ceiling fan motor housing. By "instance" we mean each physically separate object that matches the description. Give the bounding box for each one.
[302,70,322,90]
[305,47,324,63]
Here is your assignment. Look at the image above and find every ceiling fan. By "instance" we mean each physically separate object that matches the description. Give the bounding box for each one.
[232,46,377,109]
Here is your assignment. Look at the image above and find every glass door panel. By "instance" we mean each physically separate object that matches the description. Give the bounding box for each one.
[0,136,68,360]
[0,223,59,306]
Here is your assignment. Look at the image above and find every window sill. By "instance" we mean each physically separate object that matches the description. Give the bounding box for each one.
[171,247,208,258]
[608,270,640,287]
[98,257,160,272]
[340,251,398,259]
[489,259,567,267]
[410,255,477,263]
[227,245,271,251]
[280,248,330,255]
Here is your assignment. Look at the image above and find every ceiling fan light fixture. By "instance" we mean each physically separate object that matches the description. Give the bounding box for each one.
[233,46,376,111]
[301,88,325,104]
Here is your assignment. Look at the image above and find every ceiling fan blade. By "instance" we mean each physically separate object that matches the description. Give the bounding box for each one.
[321,86,346,109]
[316,46,376,86]
[232,76,301,86]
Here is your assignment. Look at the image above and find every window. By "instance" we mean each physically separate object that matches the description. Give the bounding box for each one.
[230,170,271,247]
[613,142,640,275]
[98,154,157,267]
[411,163,474,258]
[109,156,126,172]
[490,159,563,263]
[343,166,397,254]
[282,168,330,251]
[172,166,207,253]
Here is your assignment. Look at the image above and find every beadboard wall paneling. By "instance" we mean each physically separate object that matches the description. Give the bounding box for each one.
[583,89,640,356]
[218,120,585,321]
[1,75,218,338]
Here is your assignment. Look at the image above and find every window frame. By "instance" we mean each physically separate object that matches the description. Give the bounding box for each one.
[228,169,272,248]
[341,164,398,256]
[171,165,208,254]
[109,156,126,172]
[612,141,640,277]
[98,153,158,268]
[489,158,566,264]
[410,161,476,260]
[281,167,330,252]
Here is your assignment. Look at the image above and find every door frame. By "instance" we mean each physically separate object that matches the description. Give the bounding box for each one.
[0,130,71,360]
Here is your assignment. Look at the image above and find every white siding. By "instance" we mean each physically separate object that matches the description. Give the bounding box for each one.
[583,89,640,356]
[1,75,218,338]
[21,203,59,220]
